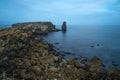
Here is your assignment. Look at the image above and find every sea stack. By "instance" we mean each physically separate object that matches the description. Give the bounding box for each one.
[61,21,67,31]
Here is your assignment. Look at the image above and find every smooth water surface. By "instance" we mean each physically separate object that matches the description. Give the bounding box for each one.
[41,25,120,68]
[0,25,11,29]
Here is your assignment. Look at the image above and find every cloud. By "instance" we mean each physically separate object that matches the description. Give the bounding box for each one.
[12,0,119,16]
[0,0,120,25]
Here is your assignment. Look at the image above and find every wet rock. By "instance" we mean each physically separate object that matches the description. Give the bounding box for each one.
[107,67,120,79]
[97,44,100,46]
[64,52,72,55]
[55,43,59,45]
[62,58,82,69]
[60,58,87,80]
[112,61,118,67]
[85,56,104,73]
[90,43,102,48]
[80,58,88,64]
[90,45,94,48]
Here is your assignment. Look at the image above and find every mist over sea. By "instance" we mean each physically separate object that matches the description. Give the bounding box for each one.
[41,25,120,69]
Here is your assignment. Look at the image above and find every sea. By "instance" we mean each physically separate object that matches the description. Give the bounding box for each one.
[40,25,120,69]
[0,25,11,29]
[1,25,120,69]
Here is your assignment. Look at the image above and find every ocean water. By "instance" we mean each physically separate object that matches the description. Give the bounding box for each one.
[41,25,120,68]
[0,25,11,29]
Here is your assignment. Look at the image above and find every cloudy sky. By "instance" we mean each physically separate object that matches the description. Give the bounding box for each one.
[0,0,120,25]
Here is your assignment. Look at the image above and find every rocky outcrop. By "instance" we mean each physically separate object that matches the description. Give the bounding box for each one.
[0,28,61,80]
[108,67,120,79]
[85,56,104,73]
[0,27,120,80]
[61,21,67,31]
[12,22,60,34]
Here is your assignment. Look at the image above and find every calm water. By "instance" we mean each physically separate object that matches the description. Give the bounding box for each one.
[41,25,120,68]
[0,25,11,29]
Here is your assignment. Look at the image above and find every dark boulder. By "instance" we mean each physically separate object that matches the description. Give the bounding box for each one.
[85,56,104,73]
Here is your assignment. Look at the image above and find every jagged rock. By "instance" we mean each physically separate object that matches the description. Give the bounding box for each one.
[107,67,120,79]
[66,58,82,69]
[61,21,67,31]
[60,58,87,80]
[85,56,104,73]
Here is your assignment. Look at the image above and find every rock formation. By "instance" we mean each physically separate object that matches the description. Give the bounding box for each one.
[12,22,60,34]
[61,21,67,31]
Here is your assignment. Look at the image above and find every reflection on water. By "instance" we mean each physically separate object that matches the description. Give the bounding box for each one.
[41,25,120,68]
[62,31,67,37]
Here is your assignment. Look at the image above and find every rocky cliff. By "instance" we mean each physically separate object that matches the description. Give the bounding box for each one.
[12,22,59,34]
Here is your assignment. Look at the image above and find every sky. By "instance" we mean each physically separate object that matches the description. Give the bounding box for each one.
[0,0,120,25]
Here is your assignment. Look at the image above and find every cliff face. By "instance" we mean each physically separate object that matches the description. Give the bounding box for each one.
[12,22,58,34]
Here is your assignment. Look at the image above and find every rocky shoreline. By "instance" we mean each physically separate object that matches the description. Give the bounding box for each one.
[0,22,120,80]
[12,22,60,35]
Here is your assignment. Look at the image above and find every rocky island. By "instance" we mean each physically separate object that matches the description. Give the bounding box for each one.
[0,22,120,80]
[12,22,60,35]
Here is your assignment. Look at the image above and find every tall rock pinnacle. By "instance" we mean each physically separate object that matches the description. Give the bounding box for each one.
[61,21,67,31]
